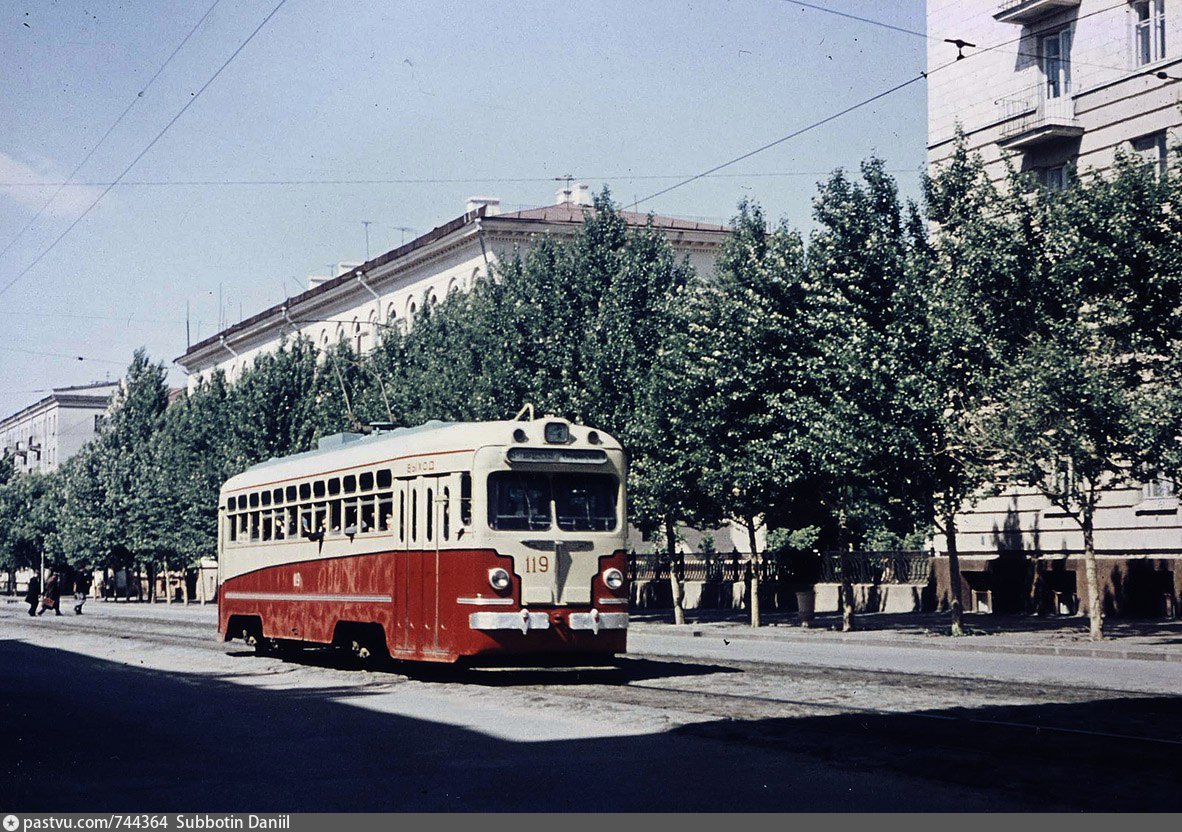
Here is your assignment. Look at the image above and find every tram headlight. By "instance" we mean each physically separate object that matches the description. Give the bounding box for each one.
[602,567,624,591]
[488,567,512,593]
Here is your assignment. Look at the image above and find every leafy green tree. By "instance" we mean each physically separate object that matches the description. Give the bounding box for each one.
[977,154,1182,640]
[803,160,929,631]
[919,138,1049,635]
[660,201,813,626]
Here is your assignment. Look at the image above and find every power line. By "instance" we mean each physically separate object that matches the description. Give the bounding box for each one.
[0,346,127,366]
[628,73,927,209]
[0,0,289,302]
[787,1,927,40]
[791,0,1147,79]
[0,0,223,265]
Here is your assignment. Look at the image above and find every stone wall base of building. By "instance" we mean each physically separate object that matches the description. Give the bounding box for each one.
[933,555,1181,618]
[631,579,932,614]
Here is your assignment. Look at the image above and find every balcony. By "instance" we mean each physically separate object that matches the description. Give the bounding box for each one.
[994,0,1081,25]
[996,83,1083,150]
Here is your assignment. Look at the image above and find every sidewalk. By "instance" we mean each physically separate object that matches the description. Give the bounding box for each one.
[629,609,1182,663]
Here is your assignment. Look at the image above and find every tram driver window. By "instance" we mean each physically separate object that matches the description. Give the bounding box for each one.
[554,474,618,532]
[487,472,551,531]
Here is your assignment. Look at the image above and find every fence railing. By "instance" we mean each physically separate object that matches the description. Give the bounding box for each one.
[819,550,933,585]
[627,550,933,586]
[996,81,1079,142]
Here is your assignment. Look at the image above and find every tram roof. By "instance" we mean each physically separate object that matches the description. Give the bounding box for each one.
[221,418,621,493]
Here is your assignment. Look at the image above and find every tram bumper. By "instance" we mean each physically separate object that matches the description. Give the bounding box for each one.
[468,608,628,634]
[469,610,551,633]
[568,609,629,634]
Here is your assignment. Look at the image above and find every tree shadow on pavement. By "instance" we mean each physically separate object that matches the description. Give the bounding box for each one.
[3,639,1178,812]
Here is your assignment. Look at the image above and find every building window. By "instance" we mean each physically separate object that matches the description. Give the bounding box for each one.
[1144,476,1176,499]
[1134,0,1167,66]
[1041,164,1069,191]
[1042,29,1073,99]
[1131,131,1168,175]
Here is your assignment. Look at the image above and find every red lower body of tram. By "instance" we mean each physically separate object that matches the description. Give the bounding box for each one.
[218,548,628,664]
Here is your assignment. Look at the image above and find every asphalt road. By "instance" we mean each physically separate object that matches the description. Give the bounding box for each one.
[2,602,1179,812]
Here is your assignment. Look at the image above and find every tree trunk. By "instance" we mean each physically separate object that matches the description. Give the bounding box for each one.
[666,518,686,626]
[746,515,760,628]
[166,564,174,604]
[944,508,966,637]
[1082,513,1103,641]
[182,567,191,606]
[838,509,856,632]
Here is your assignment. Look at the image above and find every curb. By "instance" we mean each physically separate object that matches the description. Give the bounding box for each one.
[629,623,1182,663]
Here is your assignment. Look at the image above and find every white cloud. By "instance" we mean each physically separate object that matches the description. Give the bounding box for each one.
[0,150,105,219]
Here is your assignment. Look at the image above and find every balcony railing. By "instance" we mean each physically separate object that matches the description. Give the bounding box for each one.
[996,82,1082,149]
[995,0,1081,25]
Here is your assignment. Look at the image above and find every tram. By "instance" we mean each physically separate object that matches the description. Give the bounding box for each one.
[216,417,628,664]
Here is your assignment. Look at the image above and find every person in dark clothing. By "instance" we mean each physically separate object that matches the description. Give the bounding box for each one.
[74,573,91,614]
[24,574,41,617]
[37,572,62,616]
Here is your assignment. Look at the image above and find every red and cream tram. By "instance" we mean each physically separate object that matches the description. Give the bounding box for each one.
[217,417,628,663]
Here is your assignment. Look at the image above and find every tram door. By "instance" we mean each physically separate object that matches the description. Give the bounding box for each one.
[395,476,442,655]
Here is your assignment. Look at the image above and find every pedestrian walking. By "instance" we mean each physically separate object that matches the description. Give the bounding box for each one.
[24,574,41,617]
[74,573,91,615]
[37,572,62,616]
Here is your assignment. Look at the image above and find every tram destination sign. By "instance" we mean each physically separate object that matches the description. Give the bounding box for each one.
[506,448,608,465]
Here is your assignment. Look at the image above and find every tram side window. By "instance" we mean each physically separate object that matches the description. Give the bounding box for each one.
[238,512,248,539]
[228,513,237,543]
[487,472,551,531]
[411,488,418,542]
[378,493,393,531]
[328,477,341,497]
[344,474,356,494]
[360,471,374,492]
[301,483,312,500]
[460,472,472,526]
[313,501,327,536]
[399,491,406,542]
[330,499,342,534]
[378,469,392,489]
[430,484,439,543]
[299,502,313,537]
[344,496,358,533]
[286,485,297,502]
[360,495,375,532]
[442,486,450,541]
[313,480,326,499]
[262,511,273,541]
[250,511,260,542]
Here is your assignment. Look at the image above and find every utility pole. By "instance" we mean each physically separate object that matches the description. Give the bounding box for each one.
[393,226,415,246]
[361,220,373,260]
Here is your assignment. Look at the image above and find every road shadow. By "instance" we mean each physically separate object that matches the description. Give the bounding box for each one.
[3,639,1178,811]
[226,643,736,686]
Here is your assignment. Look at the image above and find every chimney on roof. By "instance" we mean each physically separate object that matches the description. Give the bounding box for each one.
[555,182,592,206]
[466,196,501,216]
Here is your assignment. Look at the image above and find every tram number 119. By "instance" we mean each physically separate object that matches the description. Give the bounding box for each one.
[525,555,550,573]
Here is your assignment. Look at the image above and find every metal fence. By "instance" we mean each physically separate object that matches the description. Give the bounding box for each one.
[819,550,933,585]
[628,550,933,586]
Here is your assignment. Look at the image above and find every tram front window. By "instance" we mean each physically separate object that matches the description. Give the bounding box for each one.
[488,472,551,531]
[555,474,617,531]
[487,472,619,532]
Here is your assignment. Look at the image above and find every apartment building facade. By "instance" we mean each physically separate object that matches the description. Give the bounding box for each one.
[176,187,730,389]
[0,382,118,476]
[927,0,1182,618]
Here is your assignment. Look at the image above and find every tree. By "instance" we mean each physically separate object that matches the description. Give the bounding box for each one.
[662,201,813,626]
[976,154,1182,640]
[803,160,929,631]
[920,138,1046,635]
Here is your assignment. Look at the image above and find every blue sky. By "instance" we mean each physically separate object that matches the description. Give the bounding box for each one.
[0,0,927,409]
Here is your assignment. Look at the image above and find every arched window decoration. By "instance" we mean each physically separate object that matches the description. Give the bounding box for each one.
[386,302,397,322]
[319,329,329,349]
[447,278,459,296]
[352,317,364,353]
[471,266,482,288]
[335,322,345,343]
